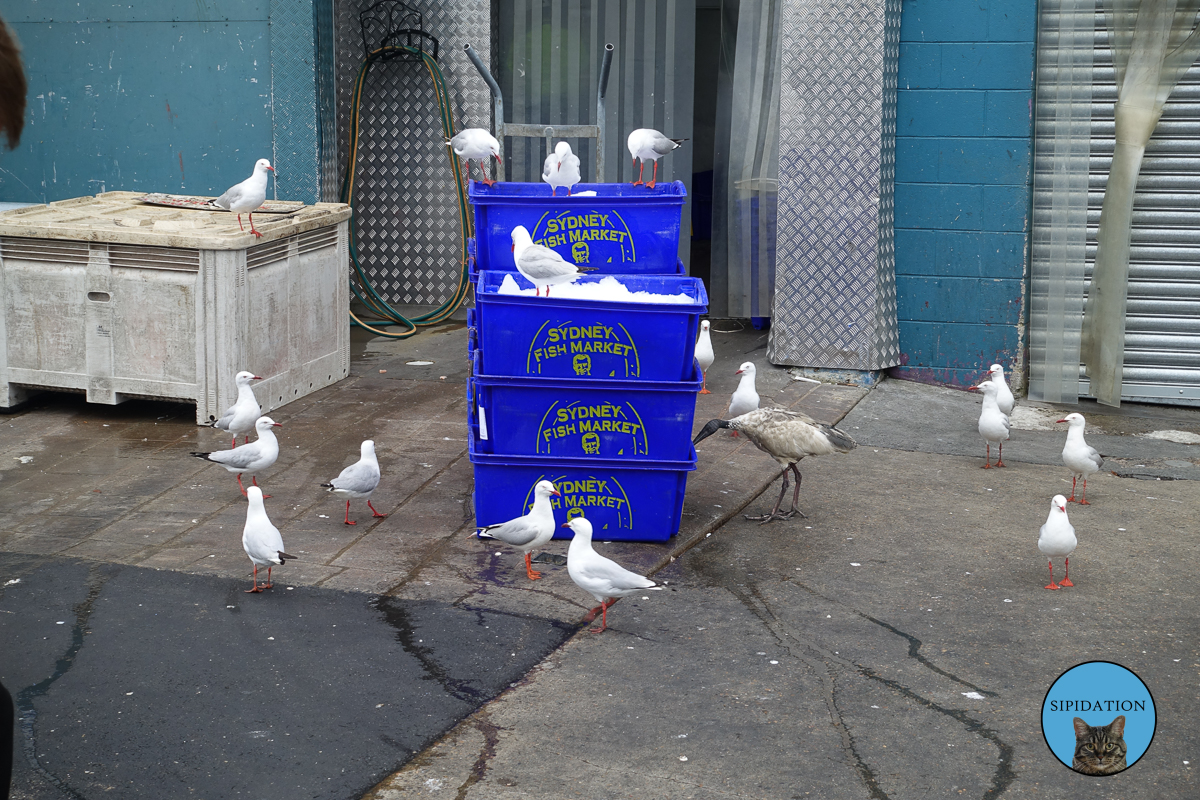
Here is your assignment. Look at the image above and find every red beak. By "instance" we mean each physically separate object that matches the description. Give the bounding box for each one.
[252,375,263,380]
[735,369,743,375]
[552,490,561,497]
[267,166,275,172]
[494,154,503,164]
[1056,418,1069,423]
[272,423,282,427]
[511,243,515,253]
[967,386,980,392]
[561,522,570,528]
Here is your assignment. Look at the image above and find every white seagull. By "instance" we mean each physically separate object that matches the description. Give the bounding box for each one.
[473,480,560,581]
[322,439,385,525]
[210,158,274,238]
[209,370,262,449]
[542,141,581,197]
[191,416,282,497]
[728,362,760,428]
[970,381,1010,469]
[988,363,1015,415]
[693,407,857,523]
[1038,494,1077,590]
[695,320,714,394]
[1057,412,1103,505]
[242,486,296,593]
[511,225,591,296]
[564,516,661,633]
[626,128,685,188]
[447,128,502,186]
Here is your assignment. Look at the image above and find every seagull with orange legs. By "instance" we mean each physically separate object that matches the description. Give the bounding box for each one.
[627,128,685,188]
[447,128,502,186]
[1057,413,1103,504]
[473,480,559,581]
[210,159,274,238]
[695,320,714,394]
[511,225,591,296]
[208,370,262,448]
[564,516,661,633]
[969,381,1010,468]
[1038,494,1077,590]
[322,439,385,525]
[242,486,296,593]
[191,416,281,496]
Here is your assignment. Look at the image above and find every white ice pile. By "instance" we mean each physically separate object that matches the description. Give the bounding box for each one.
[495,272,694,304]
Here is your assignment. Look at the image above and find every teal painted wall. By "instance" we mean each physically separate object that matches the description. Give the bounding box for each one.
[891,0,1036,388]
[1,0,324,204]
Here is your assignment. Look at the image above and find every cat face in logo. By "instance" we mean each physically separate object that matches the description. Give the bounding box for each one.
[1072,715,1128,775]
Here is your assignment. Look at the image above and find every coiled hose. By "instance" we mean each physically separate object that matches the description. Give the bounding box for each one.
[340,44,472,338]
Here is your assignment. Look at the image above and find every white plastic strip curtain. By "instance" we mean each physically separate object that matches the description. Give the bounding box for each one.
[1081,0,1200,406]
[710,0,781,319]
[1029,0,1095,404]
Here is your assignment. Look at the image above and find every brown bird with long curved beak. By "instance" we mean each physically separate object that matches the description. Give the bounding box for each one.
[694,407,857,523]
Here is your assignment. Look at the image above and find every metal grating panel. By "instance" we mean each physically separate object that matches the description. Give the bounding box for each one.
[1032,4,1200,404]
[271,0,323,205]
[334,0,490,306]
[768,0,900,371]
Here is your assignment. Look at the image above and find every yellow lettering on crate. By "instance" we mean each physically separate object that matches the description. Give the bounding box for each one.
[526,321,640,377]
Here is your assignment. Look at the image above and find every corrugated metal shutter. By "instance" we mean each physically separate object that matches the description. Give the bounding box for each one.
[1032,5,1200,405]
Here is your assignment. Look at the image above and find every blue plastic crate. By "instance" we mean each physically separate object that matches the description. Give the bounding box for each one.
[467,246,688,283]
[469,432,695,542]
[468,271,708,382]
[468,352,701,462]
[469,181,687,275]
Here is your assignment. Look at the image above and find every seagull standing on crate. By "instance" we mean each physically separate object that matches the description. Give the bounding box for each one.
[447,128,502,186]
[543,141,582,197]
[511,225,594,296]
[210,158,274,238]
[627,128,686,189]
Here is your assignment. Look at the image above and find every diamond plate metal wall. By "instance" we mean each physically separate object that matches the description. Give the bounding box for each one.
[271,0,324,204]
[767,0,901,372]
[334,0,491,306]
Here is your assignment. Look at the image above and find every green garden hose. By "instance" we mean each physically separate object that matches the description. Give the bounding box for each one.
[340,44,473,338]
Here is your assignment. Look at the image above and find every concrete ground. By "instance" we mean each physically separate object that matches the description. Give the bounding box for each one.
[2,322,1199,799]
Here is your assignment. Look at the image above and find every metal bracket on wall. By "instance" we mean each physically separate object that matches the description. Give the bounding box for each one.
[464,42,614,183]
[359,0,439,61]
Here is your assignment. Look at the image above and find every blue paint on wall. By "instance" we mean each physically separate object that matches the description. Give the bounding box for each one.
[1,1,322,205]
[892,0,1036,388]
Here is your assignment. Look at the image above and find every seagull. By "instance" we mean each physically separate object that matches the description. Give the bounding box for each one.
[191,416,282,497]
[210,158,274,238]
[208,370,262,448]
[988,363,1015,415]
[242,486,296,593]
[694,407,857,524]
[564,516,661,633]
[727,362,760,435]
[511,225,592,296]
[321,440,385,525]
[969,381,1010,468]
[1038,494,1077,590]
[1057,413,1103,504]
[695,320,714,394]
[447,128,502,186]
[473,480,560,581]
[542,141,581,197]
[627,128,685,189]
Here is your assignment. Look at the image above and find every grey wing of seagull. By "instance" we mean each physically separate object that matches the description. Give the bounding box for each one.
[542,151,557,181]
[480,517,541,548]
[651,133,681,155]
[212,181,248,211]
[518,244,578,281]
[331,460,380,493]
[1087,446,1104,470]
[582,554,653,592]
[209,444,262,470]
[212,406,237,431]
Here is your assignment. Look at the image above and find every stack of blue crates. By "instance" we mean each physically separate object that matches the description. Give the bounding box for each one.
[467,181,708,542]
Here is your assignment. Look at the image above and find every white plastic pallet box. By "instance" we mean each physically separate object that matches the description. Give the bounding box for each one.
[0,192,352,423]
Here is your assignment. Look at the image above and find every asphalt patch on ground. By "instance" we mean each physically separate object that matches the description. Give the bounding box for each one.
[0,553,575,800]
